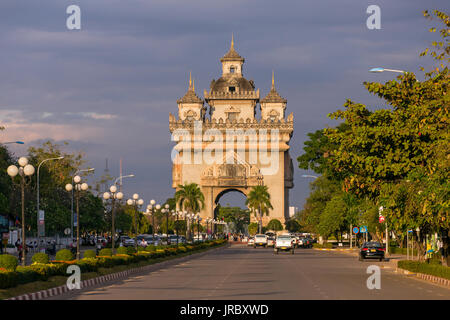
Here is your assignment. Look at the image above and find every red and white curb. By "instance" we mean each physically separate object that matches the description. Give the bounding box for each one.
[7,244,229,300]
[396,268,450,287]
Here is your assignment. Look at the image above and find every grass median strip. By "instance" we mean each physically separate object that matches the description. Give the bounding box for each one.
[0,240,228,300]
[397,260,450,281]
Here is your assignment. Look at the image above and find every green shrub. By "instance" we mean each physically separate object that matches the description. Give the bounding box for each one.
[0,270,18,289]
[99,248,112,257]
[137,247,146,252]
[16,266,42,284]
[55,249,74,261]
[83,250,96,259]
[116,247,128,255]
[145,245,156,252]
[126,247,136,255]
[0,254,19,271]
[29,263,56,278]
[77,258,100,272]
[398,260,450,280]
[32,252,49,264]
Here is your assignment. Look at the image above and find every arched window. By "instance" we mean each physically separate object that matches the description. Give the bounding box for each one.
[230,66,235,73]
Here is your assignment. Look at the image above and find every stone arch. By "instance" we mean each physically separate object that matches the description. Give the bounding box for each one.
[212,187,248,219]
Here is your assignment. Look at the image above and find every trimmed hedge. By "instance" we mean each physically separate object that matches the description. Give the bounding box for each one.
[0,239,227,289]
[116,247,128,255]
[98,248,112,257]
[312,243,333,249]
[83,250,96,259]
[0,254,19,271]
[398,260,450,280]
[32,253,49,264]
[55,249,74,261]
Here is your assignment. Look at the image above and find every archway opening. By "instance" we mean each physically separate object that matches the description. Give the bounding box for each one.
[214,189,250,235]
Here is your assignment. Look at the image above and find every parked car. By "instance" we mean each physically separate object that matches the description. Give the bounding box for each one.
[168,235,179,245]
[123,237,136,247]
[275,234,294,254]
[247,236,255,246]
[254,234,268,248]
[359,241,385,261]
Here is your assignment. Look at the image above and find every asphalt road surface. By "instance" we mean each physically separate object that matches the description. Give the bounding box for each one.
[56,244,449,300]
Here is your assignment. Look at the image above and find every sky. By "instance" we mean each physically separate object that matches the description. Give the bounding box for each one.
[0,0,447,209]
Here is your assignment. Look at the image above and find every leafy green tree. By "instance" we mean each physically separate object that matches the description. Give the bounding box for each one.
[245,185,273,234]
[216,205,250,234]
[322,10,449,259]
[248,222,258,235]
[266,219,283,232]
[175,183,205,239]
[285,219,302,233]
[175,183,205,214]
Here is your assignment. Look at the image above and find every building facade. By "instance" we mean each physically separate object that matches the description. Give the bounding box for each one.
[169,38,294,226]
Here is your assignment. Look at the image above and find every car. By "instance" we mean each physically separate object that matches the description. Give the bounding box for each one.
[168,235,180,245]
[267,236,276,247]
[253,234,268,248]
[290,234,298,248]
[275,234,294,254]
[247,236,255,246]
[359,241,385,261]
[123,237,136,247]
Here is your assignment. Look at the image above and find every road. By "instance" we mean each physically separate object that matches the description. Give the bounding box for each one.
[56,244,449,300]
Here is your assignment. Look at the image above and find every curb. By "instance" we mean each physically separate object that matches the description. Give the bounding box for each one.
[7,243,230,300]
[396,267,450,287]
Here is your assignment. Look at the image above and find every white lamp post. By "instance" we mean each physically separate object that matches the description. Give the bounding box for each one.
[7,157,35,265]
[103,185,124,254]
[127,194,144,251]
[69,168,94,240]
[37,156,64,252]
[65,175,89,260]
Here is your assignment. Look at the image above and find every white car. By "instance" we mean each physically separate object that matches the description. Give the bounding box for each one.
[275,234,294,254]
[247,237,255,246]
[290,234,298,248]
[253,234,268,248]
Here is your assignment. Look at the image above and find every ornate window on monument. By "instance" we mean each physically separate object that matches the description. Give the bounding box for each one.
[229,86,236,93]
[269,110,279,122]
[184,110,197,121]
[230,66,235,73]
[227,112,238,122]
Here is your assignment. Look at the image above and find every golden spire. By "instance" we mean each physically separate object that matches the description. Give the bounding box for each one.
[189,71,192,90]
[193,78,195,92]
[272,70,275,90]
[231,33,234,50]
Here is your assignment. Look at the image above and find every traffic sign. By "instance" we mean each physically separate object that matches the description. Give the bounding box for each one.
[360,226,368,233]
[379,216,385,223]
[353,227,359,234]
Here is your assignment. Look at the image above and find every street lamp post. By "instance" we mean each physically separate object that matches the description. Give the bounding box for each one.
[7,157,35,266]
[369,67,406,74]
[103,186,124,254]
[127,194,144,252]
[65,176,89,260]
[164,204,170,238]
[172,211,179,246]
[70,168,94,239]
[37,156,64,253]
[196,214,201,242]
[1,141,25,145]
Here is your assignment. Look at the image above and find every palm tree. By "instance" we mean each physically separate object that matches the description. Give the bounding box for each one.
[175,183,205,240]
[245,185,273,234]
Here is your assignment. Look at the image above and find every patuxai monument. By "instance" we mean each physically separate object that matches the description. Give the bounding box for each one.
[169,37,294,226]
